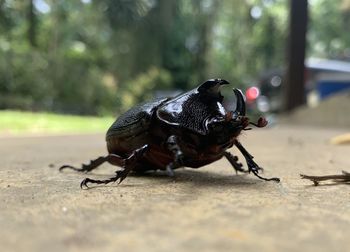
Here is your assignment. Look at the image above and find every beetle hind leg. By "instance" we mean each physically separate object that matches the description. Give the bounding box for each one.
[59,156,112,173]
[80,144,148,189]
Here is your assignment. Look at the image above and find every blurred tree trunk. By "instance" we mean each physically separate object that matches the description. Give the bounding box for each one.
[0,0,13,93]
[160,0,177,59]
[194,0,220,82]
[284,0,308,112]
[27,0,37,47]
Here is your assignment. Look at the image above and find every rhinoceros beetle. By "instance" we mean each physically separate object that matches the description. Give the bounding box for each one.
[60,78,280,188]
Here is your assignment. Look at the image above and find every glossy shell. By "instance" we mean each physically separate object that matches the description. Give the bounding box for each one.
[156,88,227,135]
[106,97,168,139]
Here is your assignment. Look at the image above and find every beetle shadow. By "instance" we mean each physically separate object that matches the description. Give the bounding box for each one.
[130,169,268,188]
[66,168,273,189]
[303,181,350,188]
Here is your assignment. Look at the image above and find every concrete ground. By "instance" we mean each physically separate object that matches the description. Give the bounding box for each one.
[1,126,349,252]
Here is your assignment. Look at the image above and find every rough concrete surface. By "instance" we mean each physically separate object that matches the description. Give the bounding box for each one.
[1,126,349,252]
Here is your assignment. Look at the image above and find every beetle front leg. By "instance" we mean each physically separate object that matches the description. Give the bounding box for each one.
[234,140,280,182]
[165,135,184,176]
[223,152,247,174]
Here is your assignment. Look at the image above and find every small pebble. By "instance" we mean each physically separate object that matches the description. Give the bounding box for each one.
[62,207,68,212]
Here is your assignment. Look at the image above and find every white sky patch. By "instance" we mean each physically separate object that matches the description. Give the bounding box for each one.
[72,41,86,53]
[34,0,50,14]
[308,0,321,6]
[81,0,91,4]
[262,0,274,7]
[250,6,262,19]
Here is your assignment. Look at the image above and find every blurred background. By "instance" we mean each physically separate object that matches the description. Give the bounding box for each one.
[0,0,349,134]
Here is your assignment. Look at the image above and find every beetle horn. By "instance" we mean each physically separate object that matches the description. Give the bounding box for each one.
[233,88,246,116]
[198,79,230,94]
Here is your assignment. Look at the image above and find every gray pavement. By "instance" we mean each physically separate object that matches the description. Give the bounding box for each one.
[1,126,350,252]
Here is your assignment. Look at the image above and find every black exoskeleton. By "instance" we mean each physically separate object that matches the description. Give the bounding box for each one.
[60,78,280,188]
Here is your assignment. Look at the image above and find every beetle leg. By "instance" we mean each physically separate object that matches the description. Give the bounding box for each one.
[59,144,148,173]
[79,144,148,189]
[59,155,122,173]
[67,144,148,189]
[165,135,184,177]
[223,152,248,174]
[234,141,280,182]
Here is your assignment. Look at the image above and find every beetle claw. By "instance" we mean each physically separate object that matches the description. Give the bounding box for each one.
[249,162,279,182]
[116,170,128,184]
[248,162,264,174]
[79,170,129,188]
[80,178,91,189]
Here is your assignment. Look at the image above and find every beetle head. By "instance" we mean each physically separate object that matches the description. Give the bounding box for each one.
[205,87,248,142]
[205,114,246,144]
[205,87,267,145]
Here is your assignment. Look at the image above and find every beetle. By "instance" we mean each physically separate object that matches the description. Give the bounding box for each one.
[60,78,280,188]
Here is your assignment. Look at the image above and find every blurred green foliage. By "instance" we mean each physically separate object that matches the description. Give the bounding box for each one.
[0,110,114,135]
[0,0,349,115]
[308,0,350,59]
[121,67,172,111]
